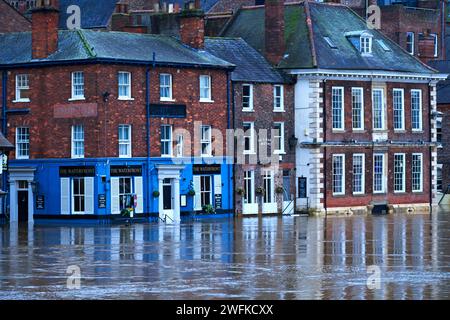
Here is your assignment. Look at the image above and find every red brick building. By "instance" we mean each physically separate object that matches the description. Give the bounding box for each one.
[0,0,31,33]
[221,1,447,214]
[0,0,235,222]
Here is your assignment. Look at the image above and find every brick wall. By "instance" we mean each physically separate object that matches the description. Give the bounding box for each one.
[0,0,31,33]
[1,64,229,160]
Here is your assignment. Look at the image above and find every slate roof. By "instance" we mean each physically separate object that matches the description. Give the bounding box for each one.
[204,37,288,83]
[169,0,220,12]
[428,60,450,104]
[0,132,13,150]
[0,29,234,69]
[221,2,438,74]
[58,0,118,29]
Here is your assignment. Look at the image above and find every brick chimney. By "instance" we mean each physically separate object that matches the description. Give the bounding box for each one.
[179,2,205,49]
[265,0,285,65]
[32,0,59,59]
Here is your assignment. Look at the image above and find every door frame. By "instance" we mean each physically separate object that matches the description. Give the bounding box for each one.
[8,167,35,224]
[156,165,185,223]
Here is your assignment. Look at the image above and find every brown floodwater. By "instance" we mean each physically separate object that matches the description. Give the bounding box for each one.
[0,209,449,300]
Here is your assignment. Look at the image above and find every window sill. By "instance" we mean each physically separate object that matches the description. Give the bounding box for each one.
[118,97,135,101]
[373,192,387,195]
[161,155,173,158]
[119,155,132,158]
[412,130,424,133]
[332,129,345,133]
[243,151,257,155]
[242,109,254,113]
[160,98,176,102]
[12,99,30,103]
[352,193,366,197]
[332,193,346,197]
[273,109,285,113]
[274,151,286,155]
[16,156,30,160]
[71,156,85,159]
[394,129,406,133]
[393,191,407,195]
[352,129,365,132]
[201,154,213,158]
[69,97,86,102]
[200,99,214,103]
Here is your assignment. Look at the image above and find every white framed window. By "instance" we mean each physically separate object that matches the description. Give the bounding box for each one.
[372,89,385,130]
[393,88,405,130]
[332,87,344,130]
[406,32,414,55]
[176,134,184,158]
[242,84,253,111]
[274,85,284,111]
[352,87,364,130]
[119,177,132,211]
[394,153,406,193]
[273,122,285,154]
[160,73,173,101]
[360,35,372,54]
[243,122,255,154]
[71,71,85,100]
[71,125,84,158]
[118,125,131,158]
[199,75,212,101]
[332,154,345,195]
[72,178,85,214]
[412,153,423,192]
[15,127,29,159]
[201,125,212,157]
[431,33,438,57]
[373,153,386,193]
[160,125,172,157]
[411,89,422,131]
[200,175,212,206]
[244,170,255,204]
[15,74,30,102]
[118,72,131,100]
[262,170,275,204]
[352,154,365,194]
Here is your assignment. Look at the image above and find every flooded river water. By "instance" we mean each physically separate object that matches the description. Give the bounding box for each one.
[0,210,449,300]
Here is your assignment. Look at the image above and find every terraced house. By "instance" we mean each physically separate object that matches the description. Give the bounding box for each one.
[0,0,235,223]
[221,0,447,214]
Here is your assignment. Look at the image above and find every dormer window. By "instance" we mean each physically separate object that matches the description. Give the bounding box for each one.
[360,35,372,54]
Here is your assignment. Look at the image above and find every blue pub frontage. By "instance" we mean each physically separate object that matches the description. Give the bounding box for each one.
[8,157,233,223]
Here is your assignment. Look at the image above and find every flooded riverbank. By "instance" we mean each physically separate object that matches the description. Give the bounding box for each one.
[0,211,449,299]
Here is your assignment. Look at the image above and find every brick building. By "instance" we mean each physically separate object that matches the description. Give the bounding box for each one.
[205,38,296,215]
[0,1,235,222]
[0,0,31,33]
[221,1,446,214]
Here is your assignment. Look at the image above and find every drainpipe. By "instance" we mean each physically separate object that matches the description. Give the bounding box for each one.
[429,84,433,213]
[145,55,155,217]
[1,70,8,217]
[231,79,236,216]
[322,79,327,216]
[226,71,233,214]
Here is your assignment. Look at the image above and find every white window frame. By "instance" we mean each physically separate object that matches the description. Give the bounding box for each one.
[332,154,345,196]
[406,32,415,55]
[70,71,85,101]
[242,84,254,111]
[118,71,132,100]
[15,127,30,159]
[393,153,406,193]
[262,170,275,204]
[71,125,84,159]
[160,73,173,101]
[244,170,255,204]
[373,153,386,194]
[200,125,212,157]
[118,124,132,158]
[352,153,365,195]
[199,75,212,102]
[273,122,285,154]
[351,87,364,130]
[431,33,438,57]
[273,85,284,112]
[372,88,385,130]
[360,35,372,54]
[72,177,86,215]
[243,122,255,155]
[160,125,172,157]
[411,89,423,131]
[332,87,344,130]
[200,175,212,207]
[393,88,405,131]
[412,153,423,193]
[14,74,30,102]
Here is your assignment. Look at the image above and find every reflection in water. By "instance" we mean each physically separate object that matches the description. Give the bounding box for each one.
[0,213,449,300]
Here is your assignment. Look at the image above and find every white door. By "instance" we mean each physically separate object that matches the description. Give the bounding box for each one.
[162,178,174,221]
[243,170,258,214]
[262,170,277,214]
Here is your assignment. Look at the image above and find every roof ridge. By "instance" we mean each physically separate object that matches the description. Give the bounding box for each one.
[304,0,317,67]
[76,29,97,58]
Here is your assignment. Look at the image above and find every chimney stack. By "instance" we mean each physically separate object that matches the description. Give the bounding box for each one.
[32,0,60,59]
[265,0,285,65]
[179,3,205,49]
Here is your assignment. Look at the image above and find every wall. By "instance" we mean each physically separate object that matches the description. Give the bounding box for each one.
[0,0,31,33]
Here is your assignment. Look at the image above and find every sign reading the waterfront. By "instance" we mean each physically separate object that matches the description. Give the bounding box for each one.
[298,177,307,198]
[110,166,142,177]
[214,194,222,209]
[193,164,221,175]
[98,194,106,208]
[36,195,45,210]
[59,166,95,177]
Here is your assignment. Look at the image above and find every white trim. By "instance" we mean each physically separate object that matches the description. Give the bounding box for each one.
[393,153,406,193]
[160,124,173,157]
[273,84,284,112]
[406,31,415,55]
[242,84,254,111]
[273,122,285,154]
[351,87,364,130]
[243,121,255,155]
[352,153,365,195]
[412,153,423,193]
[411,89,423,131]
[71,125,84,159]
[373,153,387,194]
[118,71,132,100]
[15,127,29,160]
[118,124,132,158]
[15,74,30,102]
[393,88,405,131]
[159,73,173,101]
[71,71,85,100]
[199,75,212,101]
[372,88,385,131]
[331,86,345,130]
[332,154,345,196]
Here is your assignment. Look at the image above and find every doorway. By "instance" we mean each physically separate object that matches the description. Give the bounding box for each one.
[163,178,173,211]
[18,190,28,222]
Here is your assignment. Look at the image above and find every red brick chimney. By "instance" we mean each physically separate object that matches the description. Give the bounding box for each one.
[265,0,285,65]
[179,3,205,49]
[32,0,60,59]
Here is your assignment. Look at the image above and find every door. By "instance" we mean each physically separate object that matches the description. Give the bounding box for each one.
[18,190,28,222]
[162,178,174,221]
[262,170,277,214]
[282,172,294,215]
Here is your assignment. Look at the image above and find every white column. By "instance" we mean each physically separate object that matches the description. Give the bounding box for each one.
[173,178,181,223]
[9,180,17,223]
[158,178,164,220]
[27,181,34,224]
